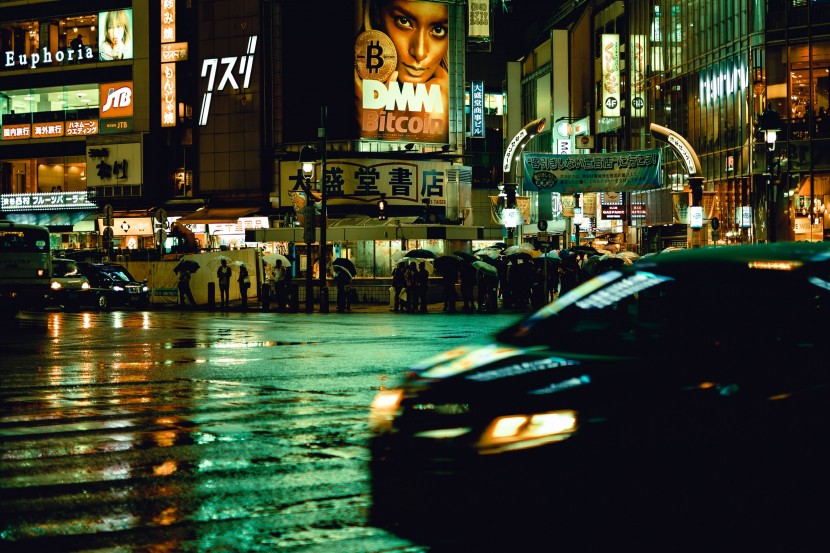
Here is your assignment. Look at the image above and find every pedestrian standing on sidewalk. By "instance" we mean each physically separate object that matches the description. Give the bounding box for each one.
[216,258,232,309]
[392,263,406,312]
[417,261,429,313]
[237,262,250,311]
[459,262,476,313]
[177,266,196,308]
[405,261,419,312]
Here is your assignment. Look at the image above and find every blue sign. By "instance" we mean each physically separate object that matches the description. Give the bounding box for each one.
[470,81,485,138]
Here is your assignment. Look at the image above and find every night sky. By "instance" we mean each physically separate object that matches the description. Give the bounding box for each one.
[280,0,558,143]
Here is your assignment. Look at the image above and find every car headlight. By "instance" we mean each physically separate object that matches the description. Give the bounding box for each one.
[112,285,124,292]
[478,410,577,454]
[369,389,403,433]
[50,281,62,290]
[81,282,90,290]
[142,285,149,293]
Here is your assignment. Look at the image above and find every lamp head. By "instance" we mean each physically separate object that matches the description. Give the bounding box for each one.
[299,145,316,178]
[757,104,782,150]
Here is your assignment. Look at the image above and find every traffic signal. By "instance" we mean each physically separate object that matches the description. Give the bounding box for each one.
[503,182,517,208]
[377,193,388,220]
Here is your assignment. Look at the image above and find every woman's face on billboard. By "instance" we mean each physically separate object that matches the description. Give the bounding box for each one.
[379,0,448,83]
[107,17,125,45]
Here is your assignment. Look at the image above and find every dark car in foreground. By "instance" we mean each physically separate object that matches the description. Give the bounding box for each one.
[369,242,830,551]
[76,262,150,310]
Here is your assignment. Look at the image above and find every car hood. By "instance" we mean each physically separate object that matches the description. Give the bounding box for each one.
[53,277,89,289]
[403,342,646,410]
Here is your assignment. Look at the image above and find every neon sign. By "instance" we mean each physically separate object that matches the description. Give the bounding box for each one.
[700,61,747,106]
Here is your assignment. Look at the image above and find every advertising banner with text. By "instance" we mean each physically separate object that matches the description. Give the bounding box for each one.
[523,150,662,193]
[354,0,450,143]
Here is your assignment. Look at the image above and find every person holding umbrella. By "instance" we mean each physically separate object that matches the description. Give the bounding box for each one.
[459,261,477,313]
[333,265,353,313]
[237,262,250,311]
[176,265,196,308]
[216,258,232,309]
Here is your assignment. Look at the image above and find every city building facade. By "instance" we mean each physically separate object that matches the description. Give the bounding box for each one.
[507,0,829,253]
[1,0,513,280]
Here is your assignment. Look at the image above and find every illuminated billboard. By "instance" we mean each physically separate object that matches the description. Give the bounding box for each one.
[354,0,450,144]
[99,82,134,133]
[98,9,134,61]
[601,34,620,118]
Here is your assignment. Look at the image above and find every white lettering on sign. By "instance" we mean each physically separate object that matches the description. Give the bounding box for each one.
[198,36,257,126]
[4,45,93,70]
[503,128,528,172]
[362,80,444,113]
[101,86,133,113]
[667,134,697,175]
[699,61,747,106]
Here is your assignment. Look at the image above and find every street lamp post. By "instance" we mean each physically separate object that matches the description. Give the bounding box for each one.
[299,145,317,313]
[502,117,546,247]
[318,106,329,313]
[757,103,782,243]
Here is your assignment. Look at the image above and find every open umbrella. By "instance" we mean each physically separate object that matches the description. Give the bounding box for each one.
[399,258,434,274]
[174,259,200,274]
[454,251,477,263]
[332,257,357,276]
[403,248,437,259]
[472,260,498,276]
[571,245,600,256]
[262,252,292,267]
[332,264,354,282]
[433,255,461,276]
[474,247,501,259]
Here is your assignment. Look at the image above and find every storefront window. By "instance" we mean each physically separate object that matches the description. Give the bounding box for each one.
[1,84,99,127]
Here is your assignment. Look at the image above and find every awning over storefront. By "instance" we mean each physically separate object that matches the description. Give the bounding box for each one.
[3,210,95,230]
[177,206,260,224]
[247,218,484,243]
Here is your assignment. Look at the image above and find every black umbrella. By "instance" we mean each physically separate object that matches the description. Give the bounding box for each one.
[433,255,461,276]
[454,251,477,263]
[571,245,600,256]
[404,248,437,259]
[332,264,354,283]
[174,259,200,274]
[332,257,357,276]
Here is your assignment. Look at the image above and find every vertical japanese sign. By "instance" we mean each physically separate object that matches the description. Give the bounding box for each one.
[161,0,176,43]
[162,63,176,127]
[630,34,647,118]
[471,81,485,138]
[161,0,177,127]
[601,34,620,118]
[468,0,490,39]
[354,0,450,143]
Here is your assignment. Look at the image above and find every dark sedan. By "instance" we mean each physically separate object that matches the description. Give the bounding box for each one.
[369,242,830,551]
[76,262,150,310]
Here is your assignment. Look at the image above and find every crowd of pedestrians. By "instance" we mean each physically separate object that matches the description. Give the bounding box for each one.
[172,245,627,314]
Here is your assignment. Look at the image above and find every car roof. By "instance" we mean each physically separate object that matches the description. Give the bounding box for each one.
[634,242,830,272]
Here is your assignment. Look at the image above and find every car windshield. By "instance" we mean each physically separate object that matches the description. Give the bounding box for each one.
[101,267,135,282]
[498,263,829,354]
[52,260,80,278]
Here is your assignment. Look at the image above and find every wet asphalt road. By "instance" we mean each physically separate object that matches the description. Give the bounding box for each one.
[0,308,521,552]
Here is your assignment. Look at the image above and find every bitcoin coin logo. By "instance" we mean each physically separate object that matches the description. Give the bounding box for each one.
[355,30,397,81]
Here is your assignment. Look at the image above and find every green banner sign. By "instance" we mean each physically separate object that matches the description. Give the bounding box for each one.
[522,149,662,193]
